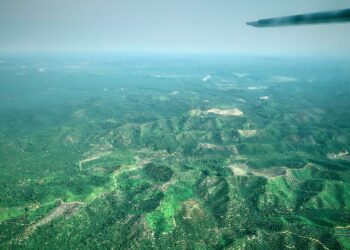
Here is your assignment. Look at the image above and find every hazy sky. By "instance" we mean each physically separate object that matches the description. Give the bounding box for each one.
[1,0,350,56]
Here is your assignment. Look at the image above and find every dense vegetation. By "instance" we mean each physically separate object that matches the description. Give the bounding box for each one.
[0,55,349,249]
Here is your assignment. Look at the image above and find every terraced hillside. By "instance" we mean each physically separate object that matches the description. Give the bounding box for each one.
[0,55,349,249]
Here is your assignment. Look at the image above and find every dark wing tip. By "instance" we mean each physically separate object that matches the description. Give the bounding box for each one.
[247,8,350,28]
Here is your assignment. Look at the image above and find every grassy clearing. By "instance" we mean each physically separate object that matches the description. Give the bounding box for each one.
[146,184,193,234]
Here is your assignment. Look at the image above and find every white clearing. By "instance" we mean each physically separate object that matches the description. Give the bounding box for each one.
[228,163,289,179]
[206,108,243,116]
[238,130,257,137]
[236,98,247,103]
[327,151,350,161]
[190,108,243,117]
[202,75,211,82]
[247,86,268,90]
[259,96,269,100]
[198,143,221,150]
[228,164,249,176]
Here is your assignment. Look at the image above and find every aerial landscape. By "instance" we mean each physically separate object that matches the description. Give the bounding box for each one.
[0,55,349,249]
[0,0,350,249]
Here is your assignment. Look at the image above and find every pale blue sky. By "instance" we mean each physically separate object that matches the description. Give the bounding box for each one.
[0,0,349,56]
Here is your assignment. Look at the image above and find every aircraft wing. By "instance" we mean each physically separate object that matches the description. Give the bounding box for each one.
[247,8,350,27]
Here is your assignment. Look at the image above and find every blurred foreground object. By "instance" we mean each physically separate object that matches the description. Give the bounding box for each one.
[247,8,350,27]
